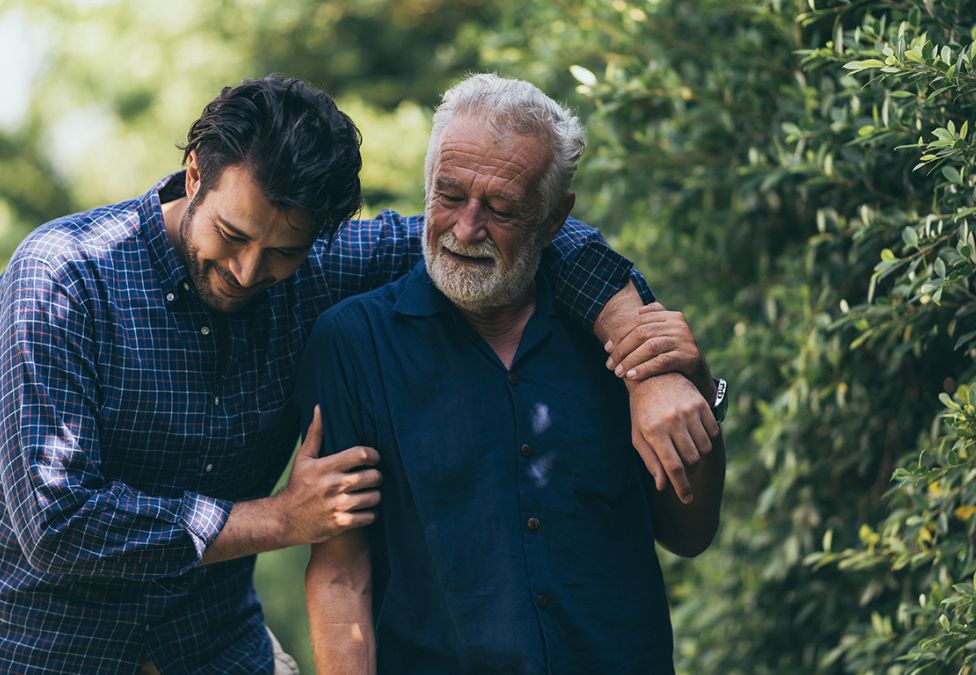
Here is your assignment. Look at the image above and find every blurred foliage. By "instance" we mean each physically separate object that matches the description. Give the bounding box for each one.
[2,0,975,673]
[477,0,976,672]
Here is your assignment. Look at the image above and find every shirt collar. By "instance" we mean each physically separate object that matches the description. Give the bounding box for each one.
[137,171,193,303]
[394,261,559,319]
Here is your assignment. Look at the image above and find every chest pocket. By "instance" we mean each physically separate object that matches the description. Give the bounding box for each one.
[552,383,639,506]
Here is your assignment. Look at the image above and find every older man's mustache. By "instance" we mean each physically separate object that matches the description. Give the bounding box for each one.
[438,232,500,261]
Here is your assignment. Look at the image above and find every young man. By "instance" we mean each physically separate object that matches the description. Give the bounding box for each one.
[298,74,725,674]
[0,75,716,672]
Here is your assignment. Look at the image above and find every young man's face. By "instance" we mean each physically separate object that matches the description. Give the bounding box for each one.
[423,116,564,311]
[179,157,317,313]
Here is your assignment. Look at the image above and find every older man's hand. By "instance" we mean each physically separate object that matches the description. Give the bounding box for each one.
[626,374,719,503]
[605,303,715,400]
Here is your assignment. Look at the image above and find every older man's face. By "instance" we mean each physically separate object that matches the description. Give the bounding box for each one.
[423,116,553,311]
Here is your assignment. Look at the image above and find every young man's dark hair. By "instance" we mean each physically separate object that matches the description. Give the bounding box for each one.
[181,75,362,239]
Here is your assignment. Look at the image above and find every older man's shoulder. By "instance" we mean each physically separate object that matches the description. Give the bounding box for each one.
[311,270,416,343]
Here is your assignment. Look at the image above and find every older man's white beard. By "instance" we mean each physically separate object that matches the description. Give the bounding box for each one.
[423,217,546,312]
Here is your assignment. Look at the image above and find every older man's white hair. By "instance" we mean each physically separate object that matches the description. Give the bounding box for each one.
[424,73,586,221]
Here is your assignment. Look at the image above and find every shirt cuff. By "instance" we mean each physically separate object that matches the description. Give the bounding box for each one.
[178,492,233,560]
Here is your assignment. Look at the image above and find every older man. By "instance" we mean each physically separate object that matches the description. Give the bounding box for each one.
[297,74,726,674]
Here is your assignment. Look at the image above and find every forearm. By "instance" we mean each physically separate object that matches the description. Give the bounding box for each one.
[306,538,375,675]
[4,479,231,579]
[201,494,290,565]
[652,433,726,557]
[597,282,715,399]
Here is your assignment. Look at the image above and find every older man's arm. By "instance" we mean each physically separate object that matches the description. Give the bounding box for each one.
[594,282,720,504]
[306,531,376,675]
[651,433,726,557]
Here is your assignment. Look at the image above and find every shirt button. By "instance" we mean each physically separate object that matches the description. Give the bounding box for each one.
[519,444,532,458]
[205,463,214,473]
[507,372,519,385]
[527,517,540,532]
[213,396,220,406]
[164,292,175,303]
[144,623,151,632]
[200,326,211,336]
[536,594,550,609]
[182,281,191,291]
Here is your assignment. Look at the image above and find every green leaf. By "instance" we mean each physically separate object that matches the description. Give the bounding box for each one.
[844,59,885,70]
[942,166,961,184]
[902,227,919,246]
[880,248,897,262]
[568,65,597,87]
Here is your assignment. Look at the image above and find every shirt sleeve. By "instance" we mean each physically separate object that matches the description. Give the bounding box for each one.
[293,306,376,457]
[0,254,232,581]
[312,211,654,326]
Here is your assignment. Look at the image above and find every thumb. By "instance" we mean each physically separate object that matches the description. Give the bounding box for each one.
[639,302,666,314]
[299,405,324,458]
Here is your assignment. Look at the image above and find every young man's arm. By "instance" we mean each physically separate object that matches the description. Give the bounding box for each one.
[306,532,375,675]
[0,254,378,579]
[202,408,382,565]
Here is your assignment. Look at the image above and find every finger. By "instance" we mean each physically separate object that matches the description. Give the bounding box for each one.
[298,406,324,458]
[671,426,702,468]
[632,433,666,491]
[701,406,720,439]
[638,302,667,314]
[343,468,384,492]
[614,338,679,378]
[606,324,652,370]
[334,510,377,531]
[687,416,713,457]
[345,488,382,511]
[607,316,684,369]
[638,432,693,503]
[326,445,381,471]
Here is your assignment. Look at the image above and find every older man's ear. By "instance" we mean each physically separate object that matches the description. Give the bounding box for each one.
[543,192,576,246]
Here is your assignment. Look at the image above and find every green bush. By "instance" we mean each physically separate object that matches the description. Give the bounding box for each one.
[480,0,975,672]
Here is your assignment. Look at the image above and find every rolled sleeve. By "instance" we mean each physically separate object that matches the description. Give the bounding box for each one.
[0,255,230,580]
[178,492,233,561]
[545,218,656,325]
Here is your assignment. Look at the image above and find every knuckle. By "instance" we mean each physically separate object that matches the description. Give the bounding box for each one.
[664,459,685,475]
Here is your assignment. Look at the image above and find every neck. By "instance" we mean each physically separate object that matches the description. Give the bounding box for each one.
[160,196,188,255]
[458,284,536,369]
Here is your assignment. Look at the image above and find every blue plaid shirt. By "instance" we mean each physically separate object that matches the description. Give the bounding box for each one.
[0,172,651,673]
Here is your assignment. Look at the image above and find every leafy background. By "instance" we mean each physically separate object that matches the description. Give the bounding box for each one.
[1,0,974,672]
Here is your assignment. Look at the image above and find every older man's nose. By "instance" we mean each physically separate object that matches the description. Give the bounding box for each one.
[453,202,489,245]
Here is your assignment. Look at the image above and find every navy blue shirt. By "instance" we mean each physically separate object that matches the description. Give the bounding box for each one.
[296,263,674,674]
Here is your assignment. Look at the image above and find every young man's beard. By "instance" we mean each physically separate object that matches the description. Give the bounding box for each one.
[422,207,547,312]
[178,196,252,314]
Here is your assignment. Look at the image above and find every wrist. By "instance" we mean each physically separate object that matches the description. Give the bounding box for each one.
[689,359,715,401]
[262,492,295,549]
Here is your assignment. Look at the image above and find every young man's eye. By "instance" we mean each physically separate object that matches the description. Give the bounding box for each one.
[216,226,246,243]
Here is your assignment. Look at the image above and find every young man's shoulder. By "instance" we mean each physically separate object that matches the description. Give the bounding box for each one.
[11,197,145,273]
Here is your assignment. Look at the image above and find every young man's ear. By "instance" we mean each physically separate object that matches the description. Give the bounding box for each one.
[543,192,575,247]
[184,150,202,202]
